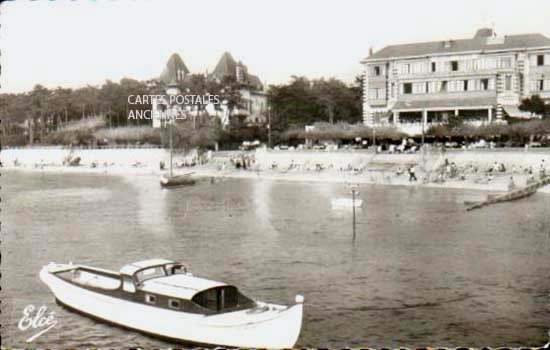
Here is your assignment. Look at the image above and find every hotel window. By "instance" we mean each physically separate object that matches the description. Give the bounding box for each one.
[412,83,424,94]
[505,75,512,91]
[451,61,459,71]
[145,294,157,304]
[481,79,489,91]
[501,57,512,68]
[431,62,436,72]
[537,79,544,91]
[425,82,430,93]
[463,80,469,91]
[440,81,448,92]
[537,55,545,66]
[374,66,381,76]
[403,83,412,94]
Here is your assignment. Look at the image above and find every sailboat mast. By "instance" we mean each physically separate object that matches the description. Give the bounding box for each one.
[169,119,173,178]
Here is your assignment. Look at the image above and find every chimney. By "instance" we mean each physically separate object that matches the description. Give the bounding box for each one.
[369,47,374,57]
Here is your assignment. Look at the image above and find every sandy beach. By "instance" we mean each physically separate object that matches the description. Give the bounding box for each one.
[2,146,549,194]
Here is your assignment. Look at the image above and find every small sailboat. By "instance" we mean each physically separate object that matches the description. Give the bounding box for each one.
[40,258,304,348]
[160,173,196,187]
[160,119,196,188]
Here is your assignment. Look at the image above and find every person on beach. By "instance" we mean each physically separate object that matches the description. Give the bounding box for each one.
[540,160,547,178]
[507,176,516,191]
[408,165,417,182]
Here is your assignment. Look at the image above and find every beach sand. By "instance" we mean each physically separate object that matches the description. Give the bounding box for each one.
[1,146,549,194]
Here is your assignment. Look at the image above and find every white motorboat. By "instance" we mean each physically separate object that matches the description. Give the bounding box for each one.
[331,198,363,208]
[40,258,303,348]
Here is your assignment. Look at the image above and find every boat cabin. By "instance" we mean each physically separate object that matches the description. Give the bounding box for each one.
[56,259,256,315]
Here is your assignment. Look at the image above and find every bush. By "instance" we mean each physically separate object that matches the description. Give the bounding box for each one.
[427,119,550,143]
[59,116,106,132]
[1,133,28,147]
[94,126,162,145]
[44,128,95,145]
[283,122,406,143]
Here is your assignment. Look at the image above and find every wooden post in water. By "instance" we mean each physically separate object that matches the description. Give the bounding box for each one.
[352,189,356,240]
[350,184,359,241]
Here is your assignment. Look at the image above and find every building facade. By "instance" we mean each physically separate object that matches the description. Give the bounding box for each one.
[361,28,550,135]
[152,52,267,128]
[209,52,267,125]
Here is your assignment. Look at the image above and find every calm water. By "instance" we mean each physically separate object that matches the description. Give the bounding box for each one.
[2,170,549,348]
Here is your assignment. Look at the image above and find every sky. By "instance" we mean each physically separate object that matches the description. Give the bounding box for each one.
[2,0,550,93]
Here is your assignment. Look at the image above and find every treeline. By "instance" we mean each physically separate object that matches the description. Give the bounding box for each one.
[267,76,363,132]
[1,74,363,148]
[0,78,154,146]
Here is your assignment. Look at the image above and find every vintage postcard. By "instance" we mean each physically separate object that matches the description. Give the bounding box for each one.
[1,0,549,348]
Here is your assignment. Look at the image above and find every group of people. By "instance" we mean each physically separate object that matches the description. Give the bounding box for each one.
[431,158,548,188]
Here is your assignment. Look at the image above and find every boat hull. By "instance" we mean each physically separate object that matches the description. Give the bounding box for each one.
[40,265,302,348]
[160,175,196,187]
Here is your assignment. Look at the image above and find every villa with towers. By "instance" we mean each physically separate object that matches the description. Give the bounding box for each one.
[361,28,550,135]
[152,52,267,128]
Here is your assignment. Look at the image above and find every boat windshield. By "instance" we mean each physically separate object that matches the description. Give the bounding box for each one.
[135,265,166,284]
[164,263,187,275]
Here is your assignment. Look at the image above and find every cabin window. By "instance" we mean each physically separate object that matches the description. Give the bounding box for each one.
[451,61,459,71]
[145,294,157,304]
[165,263,187,275]
[403,83,412,94]
[136,266,166,283]
[537,55,545,66]
[169,299,181,309]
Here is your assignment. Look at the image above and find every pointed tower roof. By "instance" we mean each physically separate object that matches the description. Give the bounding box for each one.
[159,53,190,85]
[211,51,238,80]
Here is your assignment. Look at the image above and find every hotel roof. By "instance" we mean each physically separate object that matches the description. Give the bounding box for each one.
[364,29,550,62]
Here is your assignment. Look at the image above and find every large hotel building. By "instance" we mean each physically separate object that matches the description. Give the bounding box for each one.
[361,28,550,135]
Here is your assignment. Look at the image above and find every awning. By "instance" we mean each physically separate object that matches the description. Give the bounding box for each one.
[393,96,497,111]
[502,105,533,119]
